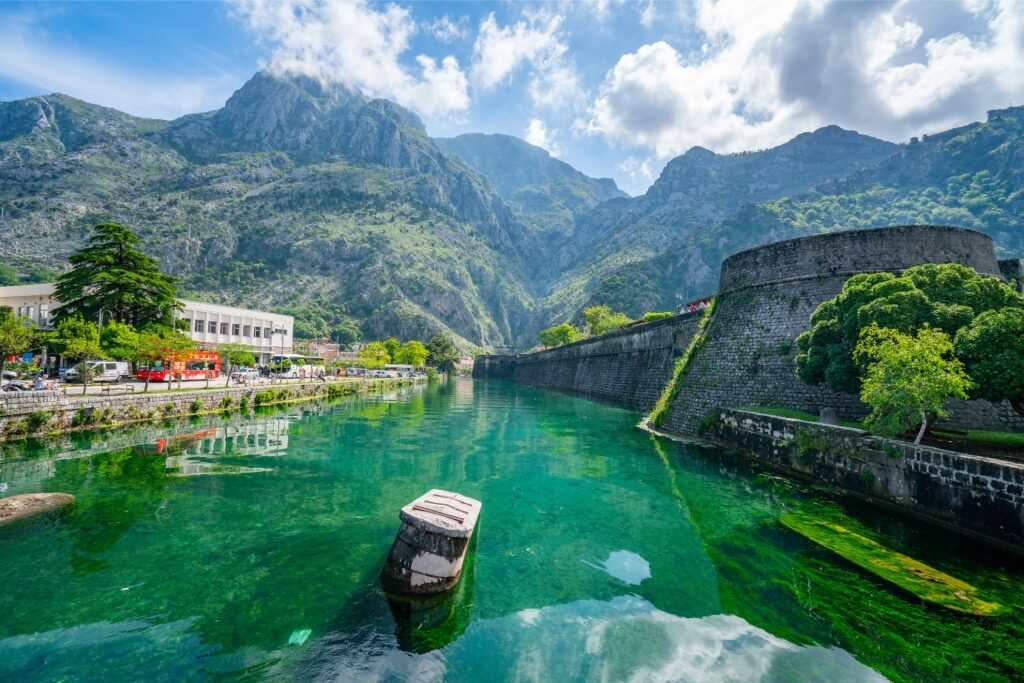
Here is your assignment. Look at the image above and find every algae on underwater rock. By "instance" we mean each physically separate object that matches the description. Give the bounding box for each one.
[779,512,1007,617]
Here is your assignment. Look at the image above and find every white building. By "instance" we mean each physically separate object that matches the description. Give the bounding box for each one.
[178,299,293,363]
[0,284,293,363]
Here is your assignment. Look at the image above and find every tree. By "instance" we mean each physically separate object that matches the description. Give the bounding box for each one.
[583,305,633,336]
[359,341,390,369]
[100,321,139,364]
[538,323,581,348]
[0,264,18,286]
[426,333,459,374]
[53,222,180,329]
[218,343,256,387]
[641,312,675,322]
[856,325,972,444]
[797,264,1024,393]
[394,340,429,367]
[382,337,400,362]
[51,316,105,395]
[0,307,35,383]
[955,308,1024,417]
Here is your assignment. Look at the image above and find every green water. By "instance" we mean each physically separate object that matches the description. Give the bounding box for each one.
[0,380,1022,682]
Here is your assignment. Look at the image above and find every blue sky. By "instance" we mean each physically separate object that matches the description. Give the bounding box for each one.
[1,1,1021,195]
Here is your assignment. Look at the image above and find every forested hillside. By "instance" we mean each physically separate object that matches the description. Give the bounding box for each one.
[1,66,1020,348]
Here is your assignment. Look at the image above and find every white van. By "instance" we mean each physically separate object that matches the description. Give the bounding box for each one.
[64,361,131,383]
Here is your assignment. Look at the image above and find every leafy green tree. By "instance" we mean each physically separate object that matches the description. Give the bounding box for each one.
[856,325,972,444]
[53,222,180,329]
[135,326,194,391]
[359,341,391,369]
[382,337,400,362]
[583,305,633,336]
[100,320,139,363]
[641,312,675,322]
[0,264,19,286]
[51,316,106,395]
[426,333,459,374]
[955,308,1024,417]
[538,323,581,347]
[0,307,35,382]
[219,343,256,387]
[394,340,429,367]
[797,264,1024,393]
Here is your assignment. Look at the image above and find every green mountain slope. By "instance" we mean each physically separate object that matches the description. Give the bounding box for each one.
[0,72,540,348]
[542,125,900,320]
[435,133,625,242]
[584,107,1024,316]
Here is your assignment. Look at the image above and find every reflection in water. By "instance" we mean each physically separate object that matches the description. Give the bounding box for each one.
[0,380,1021,681]
[587,550,652,585]
[296,595,887,683]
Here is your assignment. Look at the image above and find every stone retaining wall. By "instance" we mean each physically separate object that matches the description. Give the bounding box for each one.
[663,226,1024,434]
[482,312,702,410]
[706,409,1024,552]
[0,378,423,439]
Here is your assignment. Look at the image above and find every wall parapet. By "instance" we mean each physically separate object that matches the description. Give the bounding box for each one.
[705,408,1024,553]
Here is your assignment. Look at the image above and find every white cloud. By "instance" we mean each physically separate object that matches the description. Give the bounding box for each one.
[235,0,469,118]
[639,1,657,28]
[524,118,561,156]
[617,155,657,185]
[582,0,1024,159]
[426,16,466,43]
[471,11,582,108]
[0,12,239,119]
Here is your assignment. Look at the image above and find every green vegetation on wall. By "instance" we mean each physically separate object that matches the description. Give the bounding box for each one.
[648,297,716,427]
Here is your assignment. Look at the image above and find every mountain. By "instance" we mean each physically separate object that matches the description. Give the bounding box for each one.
[435,133,625,240]
[540,125,900,320]
[1,69,1021,349]
[0,72,542,348]
[583,106,1024,316]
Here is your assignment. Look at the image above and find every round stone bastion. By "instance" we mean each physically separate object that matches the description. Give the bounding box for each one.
[718,225,1002,294]
[661,225,1023,436]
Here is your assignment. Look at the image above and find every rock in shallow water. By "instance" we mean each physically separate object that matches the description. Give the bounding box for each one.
[0,493,75,526]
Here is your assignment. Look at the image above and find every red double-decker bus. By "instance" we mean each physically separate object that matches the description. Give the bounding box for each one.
[137,351,221,383]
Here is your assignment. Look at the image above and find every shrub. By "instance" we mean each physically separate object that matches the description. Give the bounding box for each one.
[27,411,51,432]
[190,399,204,413]
[641,312,675,323]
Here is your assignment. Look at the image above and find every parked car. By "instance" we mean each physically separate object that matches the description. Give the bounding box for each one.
[347,367,367,377]
[230,368,260,382]
[370,370,389,378]
[2,370,16,380]
[64,361,131,383]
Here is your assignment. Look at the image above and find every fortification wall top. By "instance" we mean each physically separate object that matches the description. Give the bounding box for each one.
[719,225,1001,293]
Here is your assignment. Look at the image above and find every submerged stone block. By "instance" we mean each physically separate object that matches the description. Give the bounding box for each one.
[381,489,481,596]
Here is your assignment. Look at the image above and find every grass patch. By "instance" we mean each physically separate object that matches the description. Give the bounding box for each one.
[744,405,865,430]
[780,513,1007,617]
[648,297,716,427]
[932,429,1024,449]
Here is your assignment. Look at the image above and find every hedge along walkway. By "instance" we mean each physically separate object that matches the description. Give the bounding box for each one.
[779,512,1007,617]
[647,298,717,427]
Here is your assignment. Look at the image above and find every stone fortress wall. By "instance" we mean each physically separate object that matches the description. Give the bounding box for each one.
[494,312,703,410]
[476,225,1024,433]
[661,225,1024,435]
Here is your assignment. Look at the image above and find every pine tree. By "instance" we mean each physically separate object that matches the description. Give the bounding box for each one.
[53,223,180,329]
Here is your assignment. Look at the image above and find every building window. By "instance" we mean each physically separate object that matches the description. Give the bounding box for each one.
[194,319,204,333]
[243,325,251,337]
[220,322,229,335]
[39,303,49,327]
[254,327,261,338]
[232,323,240,336]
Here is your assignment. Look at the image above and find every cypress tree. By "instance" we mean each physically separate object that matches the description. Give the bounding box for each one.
[53,223,180,329]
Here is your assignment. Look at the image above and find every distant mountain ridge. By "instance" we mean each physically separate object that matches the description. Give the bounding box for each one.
[1,69,1021,348]
[436,133,625,241]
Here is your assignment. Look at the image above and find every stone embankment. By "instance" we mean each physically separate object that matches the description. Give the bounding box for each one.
[476,312,702,410]
[701,409,1024,554]
[0,378,424,440]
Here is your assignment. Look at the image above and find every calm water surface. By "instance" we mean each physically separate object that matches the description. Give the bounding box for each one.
[0,379,1022,682]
